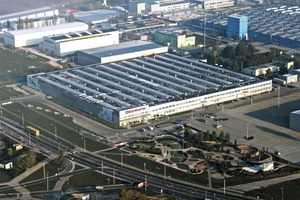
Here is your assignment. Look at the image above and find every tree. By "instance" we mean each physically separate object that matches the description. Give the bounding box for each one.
[67,13,75,22]
[7,147,14,157]
[119,189,147,200]
[218,131,225,142]
[224,133,230,142]
[52,14,58,25]
[17,150,37,170]
[211,131,217,141]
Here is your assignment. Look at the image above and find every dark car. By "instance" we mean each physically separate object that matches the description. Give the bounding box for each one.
[198,119,207,123]
[246,136,254,140]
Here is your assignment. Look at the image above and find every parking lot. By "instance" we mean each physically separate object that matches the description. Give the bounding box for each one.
[188,92,300,164]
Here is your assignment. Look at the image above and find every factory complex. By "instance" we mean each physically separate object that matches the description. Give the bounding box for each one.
[191,5,300,49]
[27,52,272,127]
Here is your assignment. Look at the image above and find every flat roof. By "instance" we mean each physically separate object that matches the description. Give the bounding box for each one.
[291,110,300,114]
[74,9,120,24]
[79,40,165,58]
[7,22,88,36]
[31,53,258,110]
[48,29,117,41]
[0,7,55,20]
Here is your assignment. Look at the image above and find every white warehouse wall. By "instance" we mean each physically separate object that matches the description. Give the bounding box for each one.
[4,22,89,48]
[43,31,120,57]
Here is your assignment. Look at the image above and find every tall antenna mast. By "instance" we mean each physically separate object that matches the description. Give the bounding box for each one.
[203,14,206,56]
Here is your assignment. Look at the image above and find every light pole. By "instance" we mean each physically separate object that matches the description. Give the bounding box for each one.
[46,171,49,191]
[246,122,250,139]
[277,84,281,108]
[18,110,24,126]
[223,178,226,195]
[281,187,283,200]
[51,124,57,140]
[82,137,86,153]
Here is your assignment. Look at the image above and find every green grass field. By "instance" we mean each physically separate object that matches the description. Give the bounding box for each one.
[0,87,22,101]
[62,171,122,190]
[2,102,110,152]
[0,48,52,86]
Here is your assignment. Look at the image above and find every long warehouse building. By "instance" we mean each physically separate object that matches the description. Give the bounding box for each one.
[41,28,119,57]
[4,22,89,48]
[27,53,272,127]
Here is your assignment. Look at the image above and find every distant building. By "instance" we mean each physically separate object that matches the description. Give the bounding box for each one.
[4,22,88,48]
[155,29,195,48]
[288,68,300,82]
[0,7,59,30]
[129,0,190,15]
[290,110,300,132]
[77,40,168,65]
[74,9,121,25]
[199,0,235,9]
[243,61,293,77]
[41,29,119,57]
[227,14,248,40]
[277,74,298,84]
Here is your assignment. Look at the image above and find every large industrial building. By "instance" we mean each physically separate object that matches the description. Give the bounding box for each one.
[27,53,272,127]
[198,0,235,9]
[129,0,190,15]
[155,29,195,48]
[190,5,300,49]
[74,9,121,25]
[40,29,119,57]
[0,7,59,30]
[4,22,89,48]
[227,14,248,40]
[77,40,168,65]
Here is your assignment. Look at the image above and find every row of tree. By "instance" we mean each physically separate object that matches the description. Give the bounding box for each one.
[203,41,298,71]
[17,15,58,30]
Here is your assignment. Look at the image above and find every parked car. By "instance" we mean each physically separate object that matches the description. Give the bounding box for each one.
[198,119,207,123]
[147,126,154,130]
[246,136,254,140]
[139,128,146,132]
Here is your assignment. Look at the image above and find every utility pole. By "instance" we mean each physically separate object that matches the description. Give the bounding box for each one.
[46,172,49,191]
[277,84,281,108]
[223,178,226,195]
[101,160,104,175]
[144,174,147,191]
[43,162,45,178]
[121,151,123,167]
[203,14,206,56]
[164,165,166,180]
[113,168,115,185]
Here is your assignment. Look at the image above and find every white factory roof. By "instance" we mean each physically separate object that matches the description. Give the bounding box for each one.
[30,53,259,110]
[7,22,88,36]
[0,7,55,20]
[74,9,120,24]
[80,40,166,58]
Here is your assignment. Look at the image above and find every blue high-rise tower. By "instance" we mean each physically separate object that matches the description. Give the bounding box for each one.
[227,14,248,40]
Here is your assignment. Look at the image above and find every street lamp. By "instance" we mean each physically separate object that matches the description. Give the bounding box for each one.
[18,110,24,126]
[246,122,250,139]
[281,187,283,200]
[82,137,86,153]
[51,124,57,140]
[46,171,49,191]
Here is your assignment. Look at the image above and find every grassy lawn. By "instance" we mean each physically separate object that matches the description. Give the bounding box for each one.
[49,98,125,129]
[20,162,62,183]
[0,171,13,184]
[0,48,52,86]
[0,87,22,101]
[25,179,57,192]
[2,102,110,152]
[62,171,122,190]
